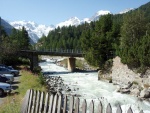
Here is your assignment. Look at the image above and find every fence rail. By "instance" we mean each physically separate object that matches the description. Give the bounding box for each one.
[21,89,144,113]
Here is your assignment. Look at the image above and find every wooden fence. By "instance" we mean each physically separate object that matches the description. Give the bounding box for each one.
[21,89,144,113]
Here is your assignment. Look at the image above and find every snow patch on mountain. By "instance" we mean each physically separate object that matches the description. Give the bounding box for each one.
[56,17,81,28]
[56,10,111,27]
[119,8,134,14]
[10,21,55,43]
[90,10,111,21]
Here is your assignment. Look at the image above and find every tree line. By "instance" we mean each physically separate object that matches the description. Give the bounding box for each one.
[0,26,31,65]
[37,2,150,72]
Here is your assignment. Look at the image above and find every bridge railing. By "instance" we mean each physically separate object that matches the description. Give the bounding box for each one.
[34,47,83,54]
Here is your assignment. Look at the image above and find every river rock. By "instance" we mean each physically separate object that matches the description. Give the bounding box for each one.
[140,88,150,98]
[130,88,140,97]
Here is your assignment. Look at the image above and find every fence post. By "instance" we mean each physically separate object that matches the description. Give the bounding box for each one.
[74,98,80,113]
[116,105,122,113]
[82,99,87,113]
[27,89,34,113]
[52,94,58,113]
[97,101,103,113]
[31,90,37,113]
[39,92,44,113]
[48,94,54,113]
[89,100,94,113]
[127,107,133,113]
[21,89,31,113]
[69,96,74,113]
[106,103,112,113]
[43,92,49,113]
[35,91,41,113]
[57,93,62,113]
[63,95,67,113]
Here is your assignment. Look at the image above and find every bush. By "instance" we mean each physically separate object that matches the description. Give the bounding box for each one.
[33,66,42,74]
[38,73,45,85]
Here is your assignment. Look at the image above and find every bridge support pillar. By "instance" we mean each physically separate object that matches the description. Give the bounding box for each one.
[68,57,76,72]
[30,53,38,71]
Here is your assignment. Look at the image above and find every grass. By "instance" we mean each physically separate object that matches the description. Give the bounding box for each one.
[0,65,46,113]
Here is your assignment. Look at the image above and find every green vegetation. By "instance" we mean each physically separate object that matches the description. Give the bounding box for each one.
[76,59,85,70]
[0,26,31,65]
[0,66,46,113]
[133,81,139,85]
[37,1,150,72]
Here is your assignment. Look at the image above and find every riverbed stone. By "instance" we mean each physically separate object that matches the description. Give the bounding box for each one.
[140,88,150,98]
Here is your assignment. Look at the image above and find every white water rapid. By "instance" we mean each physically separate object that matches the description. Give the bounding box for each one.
[39,58,150,113]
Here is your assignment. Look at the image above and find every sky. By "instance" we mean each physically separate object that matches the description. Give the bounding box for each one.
[0,0,150,26]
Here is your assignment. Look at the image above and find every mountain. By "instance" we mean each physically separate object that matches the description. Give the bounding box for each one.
[119,8,134,14]
[89,10,111,21]
[56,17,81,28]
[1,18,13,35]
[8,9,131,44]
[56,10,111,27]
[10,21,55,43]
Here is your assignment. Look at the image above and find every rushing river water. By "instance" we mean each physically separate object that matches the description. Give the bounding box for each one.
[39,58,150,113]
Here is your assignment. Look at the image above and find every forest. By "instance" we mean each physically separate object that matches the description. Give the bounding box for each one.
[0,26,31,64]
[37,2,150,72]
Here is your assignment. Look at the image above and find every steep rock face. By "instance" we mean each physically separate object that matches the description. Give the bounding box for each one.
[98,56,150,98]
[111,56,150,87]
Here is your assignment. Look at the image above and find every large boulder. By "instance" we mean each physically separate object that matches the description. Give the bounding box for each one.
[140,88,150,98]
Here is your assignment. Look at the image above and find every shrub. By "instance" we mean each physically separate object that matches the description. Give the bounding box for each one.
[38,73,45,86]
[33,66,42,74]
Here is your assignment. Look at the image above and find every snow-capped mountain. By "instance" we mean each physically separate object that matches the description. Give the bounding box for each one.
[90,10,111,21]
[56,10,111,27]
[9,9,131,44]
[119,8,134,14]
[56,17,81,28]
[10,21,55,43]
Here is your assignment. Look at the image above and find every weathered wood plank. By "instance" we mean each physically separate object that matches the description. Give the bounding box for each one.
[43,92,49,113]
[127,107,133,113]
[89,100,94,113]
[35,91,41,113]
[57,93,62,113]
[69,96,74,113]
[21,89,31,113]
[82,99,87,113]
[48,94,54,113]
[63,95,67,113]
[27,89,33,113]
[74,98,79,113]
[39,92,44,113]
[106,103,112,113]
[31,90,37,113]
[116,104,122,113]
[52,94,58,113]
[97,101,103,113]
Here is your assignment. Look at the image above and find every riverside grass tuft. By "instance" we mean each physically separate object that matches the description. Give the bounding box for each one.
[0,66,46,113]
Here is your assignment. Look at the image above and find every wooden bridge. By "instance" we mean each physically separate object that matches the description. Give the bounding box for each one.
[20,49,84,72]
[21,89,144,113]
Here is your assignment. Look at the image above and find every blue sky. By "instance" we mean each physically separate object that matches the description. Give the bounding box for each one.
[0,0,149,25]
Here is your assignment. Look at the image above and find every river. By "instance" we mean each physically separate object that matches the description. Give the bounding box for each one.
[39,57,150,113]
